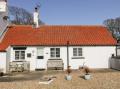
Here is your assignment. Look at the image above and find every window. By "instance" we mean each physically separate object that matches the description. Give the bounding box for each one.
[15,51,25,60]
[37,48,44,59]
[73,48,82,57]
[50,48,60,58]
[27,53,31,58]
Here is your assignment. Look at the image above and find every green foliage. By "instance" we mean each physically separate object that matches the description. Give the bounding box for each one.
[66,66,72,75]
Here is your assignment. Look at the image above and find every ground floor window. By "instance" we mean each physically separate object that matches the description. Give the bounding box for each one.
[15,50,25,60]
[73,48,82,57]
[50,48,60,58]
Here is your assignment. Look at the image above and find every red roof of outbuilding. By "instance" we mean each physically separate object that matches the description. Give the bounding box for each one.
[0,25,117,51]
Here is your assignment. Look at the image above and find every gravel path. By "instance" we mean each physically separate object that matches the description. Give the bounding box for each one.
[0,69,120,89]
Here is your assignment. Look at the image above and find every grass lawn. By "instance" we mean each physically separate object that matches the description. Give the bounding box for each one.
[0,69,120,89]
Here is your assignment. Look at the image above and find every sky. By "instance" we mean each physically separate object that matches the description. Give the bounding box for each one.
[8,0,120,25]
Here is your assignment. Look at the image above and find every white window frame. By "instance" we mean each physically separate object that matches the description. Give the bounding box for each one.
[50,48,60,58]
[73,48,83,57]
[15,50,25,61]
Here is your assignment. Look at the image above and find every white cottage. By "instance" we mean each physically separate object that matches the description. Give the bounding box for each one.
[0,25,117,73]
[0,0,117,73]
[0,0,8,73]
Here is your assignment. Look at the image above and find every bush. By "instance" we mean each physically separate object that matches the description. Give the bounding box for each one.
[66,66,72,75]
[84,66,90,75]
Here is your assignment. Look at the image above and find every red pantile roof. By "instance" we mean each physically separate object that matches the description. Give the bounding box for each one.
[0,25,117,51]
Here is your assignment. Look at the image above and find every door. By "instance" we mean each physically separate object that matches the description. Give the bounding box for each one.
[36,48,46,69]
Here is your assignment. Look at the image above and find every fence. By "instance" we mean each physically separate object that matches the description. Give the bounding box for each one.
[110,57,120,70]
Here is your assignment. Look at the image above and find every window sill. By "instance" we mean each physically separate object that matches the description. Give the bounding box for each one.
[49,58,62,60]
[37,58,44,60]
[72,57,85,59]
[13,60,26,62]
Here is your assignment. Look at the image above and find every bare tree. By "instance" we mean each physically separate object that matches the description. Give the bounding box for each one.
[8,6,44,25]
[103,17,120,40]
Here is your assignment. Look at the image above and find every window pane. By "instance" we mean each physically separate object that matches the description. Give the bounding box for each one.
[21,56,25,59]
[50,48,55,57]
[73,48,77,51]
[15,50,25,60]
[50,48,60,58]
[73,48,77,56]
[20,51,25,59]
[73,48,82,57]
[56,48,60,57]
[56,51,60,54]
[56,54,60,57]
[51,48,55,51]
[78,48,82,51]
[51,54,55,57]
[78,48,82,56]
[73,53,77,56]
[15,51,19,60]
[21,51,25,53]
[78,53,82,56]
[56,48,60,52]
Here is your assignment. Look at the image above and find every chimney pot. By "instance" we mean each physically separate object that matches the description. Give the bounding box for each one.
[35,7,38,12]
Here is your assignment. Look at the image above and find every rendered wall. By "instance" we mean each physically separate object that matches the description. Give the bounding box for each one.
[0,52,6,73]
[69,46,115,69]
[9,46,115,70]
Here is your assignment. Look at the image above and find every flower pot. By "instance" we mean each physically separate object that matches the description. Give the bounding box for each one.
[84,74,91,80]
[65,75,72,80]
[0,72,4,76]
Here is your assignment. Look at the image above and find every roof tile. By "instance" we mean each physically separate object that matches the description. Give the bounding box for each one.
[0,25,117,51]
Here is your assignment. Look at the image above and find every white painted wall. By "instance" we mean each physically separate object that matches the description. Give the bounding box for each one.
[0,52,6,73]
[9,46,68,70]
[8,46,115,71]
[85,46,115,68]
[0,1,7,12]
[0,13,8,38]
[6,46,11,72]
[69,46,115,69]
[0,1,8,40]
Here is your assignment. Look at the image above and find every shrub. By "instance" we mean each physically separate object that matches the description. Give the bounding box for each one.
[84,66,90,75]
[66,66,72,75]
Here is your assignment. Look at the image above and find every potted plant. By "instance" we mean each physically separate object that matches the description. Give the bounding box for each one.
[84,66,91,80]
[0,68,4,76]
[0,72,4,76]
[65,66,72,80]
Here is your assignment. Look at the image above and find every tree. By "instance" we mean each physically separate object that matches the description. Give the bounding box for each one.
[8,6,44,25]
[103,17,120,40]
